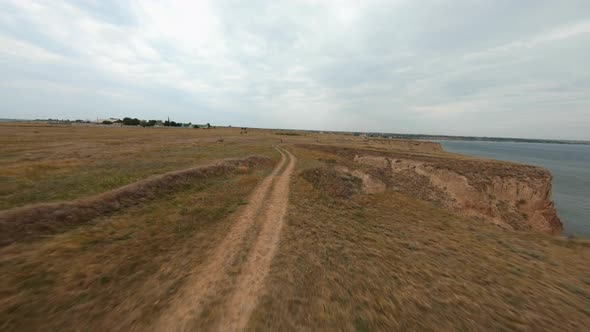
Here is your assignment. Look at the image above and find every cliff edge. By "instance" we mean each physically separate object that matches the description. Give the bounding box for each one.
[301,144,563,235]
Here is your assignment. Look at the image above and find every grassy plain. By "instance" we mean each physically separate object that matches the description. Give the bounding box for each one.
[0,123,277,210]
[250,144,590,331]
[1,122,589,331]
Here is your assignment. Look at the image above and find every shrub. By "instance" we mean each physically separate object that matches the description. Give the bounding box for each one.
[122,117,140,126]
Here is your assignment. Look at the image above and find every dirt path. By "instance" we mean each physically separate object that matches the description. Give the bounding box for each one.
[152,147,296,331]
[218,148,297,331]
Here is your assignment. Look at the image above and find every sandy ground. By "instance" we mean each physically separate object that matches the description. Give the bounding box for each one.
[152,147,296,331]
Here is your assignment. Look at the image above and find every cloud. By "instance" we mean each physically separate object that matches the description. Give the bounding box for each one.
[0,35,64,61]
[462,20,590,61]
[0,0,589,139]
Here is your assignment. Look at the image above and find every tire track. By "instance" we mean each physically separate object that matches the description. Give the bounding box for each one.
[218,148,297,331]
[152,148,288,332]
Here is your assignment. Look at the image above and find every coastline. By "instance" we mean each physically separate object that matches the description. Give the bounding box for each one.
[436,139,590,237]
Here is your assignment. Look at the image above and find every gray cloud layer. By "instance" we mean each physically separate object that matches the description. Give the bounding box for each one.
[1,0,589,139]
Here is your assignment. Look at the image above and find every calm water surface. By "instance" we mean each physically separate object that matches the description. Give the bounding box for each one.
[437,140,590,237]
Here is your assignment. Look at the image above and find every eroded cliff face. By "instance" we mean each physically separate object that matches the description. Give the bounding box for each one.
[353,155,562,234]
[363,139,444,153]
[298,144,562,235]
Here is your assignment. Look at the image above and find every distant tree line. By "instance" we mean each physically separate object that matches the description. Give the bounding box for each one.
[163,120,182,127]
[111,117,213,128]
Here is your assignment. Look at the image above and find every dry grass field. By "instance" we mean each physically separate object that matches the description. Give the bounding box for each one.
[1,122,589,331]
[250,144,590,331]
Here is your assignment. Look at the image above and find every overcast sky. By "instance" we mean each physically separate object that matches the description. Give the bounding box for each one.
[1,1,589,139]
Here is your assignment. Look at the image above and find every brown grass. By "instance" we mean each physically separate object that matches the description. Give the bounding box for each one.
[1,123,589,331]
[0,159,275,331]
[0,123,278,210]
[301,167,362,198]
[248,145,590,331]
[0,155,272,247]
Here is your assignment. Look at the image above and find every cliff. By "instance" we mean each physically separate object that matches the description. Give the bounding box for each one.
[363,138,444,153]
[301,144,563,235]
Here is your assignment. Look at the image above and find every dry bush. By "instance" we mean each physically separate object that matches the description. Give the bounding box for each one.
[301,167,362,198]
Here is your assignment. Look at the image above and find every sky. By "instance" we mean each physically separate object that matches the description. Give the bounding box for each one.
[1,0,589,140]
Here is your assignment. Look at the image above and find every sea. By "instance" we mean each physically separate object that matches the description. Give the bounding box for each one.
[436,140,590,237]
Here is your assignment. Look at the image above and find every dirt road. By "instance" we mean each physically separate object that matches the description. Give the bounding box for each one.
[153,147,296,331]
